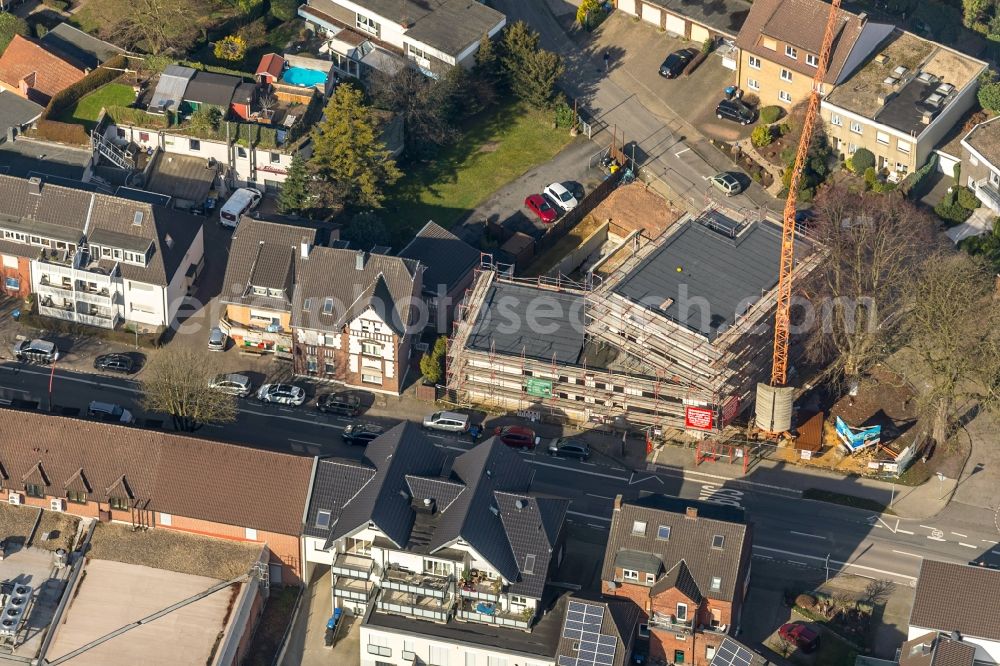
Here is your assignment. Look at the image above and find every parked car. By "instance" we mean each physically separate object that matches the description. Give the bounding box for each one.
[87,401,134,424]
[710,172,743,197]
[317,392,362,416]
[715,99,756,125]
[548,438,591,461]
[494,425,537,449]
[778,623,821,653]
[423,411,471,433]
[342,423,384,445]
[524,194,558,223]
[13,339,58,364]
[659,49,694,78]
[93,353,135,374]
[256,383,306,406]
[219,187,262,228]
[209,373,253,397]
[208,327,228,351]
[543,182,579,212]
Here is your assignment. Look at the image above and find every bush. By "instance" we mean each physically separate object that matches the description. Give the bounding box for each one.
[0,13,29,54]
[777,122,791,136]
[900,154,938,199]
[863,166,877,188]
[701,37,715,54]
[979,81,1000,113]
[848,147,876,174]
[238,18,268,50]
[751,124,773,148]
[33,23,48,38]
[957,186,982,210]
[420,336,448,384]
[554,102,576,129]
[759,105,783,124]
[40,0,70,9]
[795,594,817,610]
[935,189,973,225]
[270,0,300,21]
[214,35,247,61]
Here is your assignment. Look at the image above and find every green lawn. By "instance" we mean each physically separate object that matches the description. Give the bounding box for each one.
[382,103,573,244]
[55,83,136,132]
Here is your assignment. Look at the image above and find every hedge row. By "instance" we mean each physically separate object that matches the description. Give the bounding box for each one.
[177,59,254,81]
[899,153,938,199]
[43,53,129,121]
[33,119,89,145]
[107,105,170,129]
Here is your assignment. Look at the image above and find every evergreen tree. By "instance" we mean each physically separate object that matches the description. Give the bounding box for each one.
[277,154,309,215]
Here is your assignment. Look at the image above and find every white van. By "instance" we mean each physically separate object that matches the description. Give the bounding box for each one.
[422,411,470,433]
[219,187,262,228]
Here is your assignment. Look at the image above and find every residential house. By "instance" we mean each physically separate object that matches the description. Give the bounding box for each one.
[148,65,197,115]
[822,29,986,177]
[39,22,124,70]
[398,220,481,330]
[960,116,1000,213]
[555,596,641,666]
[735,0,891,108]
[182,70,242,115]
[299,0,506,80]
[898,632,977,666]
[302,422,570,665]
[0,89,43,143]
[0,34,86,106]
[218,218,315,358]
[292,242,421,394]
[602,495,752,666]
[613,0,751,45]
[0,409,315,584]
[908,560,1000,664]
[0,173,204,331]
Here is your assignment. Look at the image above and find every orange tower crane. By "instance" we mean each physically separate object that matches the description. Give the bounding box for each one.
[755,0,842,435]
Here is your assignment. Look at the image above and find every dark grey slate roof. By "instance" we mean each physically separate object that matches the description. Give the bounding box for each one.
[644,0,750,37]
[183,71,241,107]
[221,218,316,311]
[496,490,569,597]
[405,475,465,513]
[292,246,419,334]
[0,136,91,180]
[0,91,43,136]
[612,217,790,341]
[653,559,703,603]
[40,22,124,70]
[327,421,449,548]
[146,151,216,204]
[399,220,481,295]
[467,282,587,363]
[602,495,749,603]
[304,458,376,539]
[614,550,662,575]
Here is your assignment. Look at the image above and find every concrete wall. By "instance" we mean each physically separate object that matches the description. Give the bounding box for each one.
[547,221,609,278]
[214,546,269,666]
[360,624,555,666]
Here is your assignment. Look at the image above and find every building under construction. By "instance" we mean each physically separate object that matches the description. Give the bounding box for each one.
[446,206,823,434]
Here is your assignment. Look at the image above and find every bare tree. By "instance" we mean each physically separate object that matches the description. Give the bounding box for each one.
[903,252,1000,445]
[367,66,455,155]
[862,579,896,607]
[770,633,794,657]
[805,185,940,389]
[140,348,237,432]
[95,0,205,54]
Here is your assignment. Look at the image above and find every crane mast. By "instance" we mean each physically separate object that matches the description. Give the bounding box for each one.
[770,0,842,387]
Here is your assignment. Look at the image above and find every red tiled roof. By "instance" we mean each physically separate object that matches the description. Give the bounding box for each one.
[0,34,86,106]
[0,410,314,535]
[256,53,285,80]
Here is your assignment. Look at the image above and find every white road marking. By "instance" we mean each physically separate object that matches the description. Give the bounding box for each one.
[526,458,629,481]
[789,560,808,566]
[951,532,968,538]
[960,542,977,549]
[239,407,345,429]
[444,446,466,452]
[752,545,917,581]
[892,550,922,558]
[588,524,605,529]
[871,523,883,529]
[289,438,323,447]
[568,510,610,521]
[992,550,1000,556]
[674,148,690,157]
[586,493,613,500]
[896,529,914,535]
[753,554,774,560]
[919,525,936,530]
[789,531,825,540]
[926,536,946,542]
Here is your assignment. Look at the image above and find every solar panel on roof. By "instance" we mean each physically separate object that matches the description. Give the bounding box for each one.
[710,637,759,666]
[561,602,617,666]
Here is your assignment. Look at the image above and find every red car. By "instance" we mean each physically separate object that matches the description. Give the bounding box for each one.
[494,425,537,449]
[524,194,557,223]
[778,623,820,653]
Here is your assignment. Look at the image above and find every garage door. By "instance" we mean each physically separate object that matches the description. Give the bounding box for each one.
[618,0,636,15]
[664,13,685,36]
[690,23,710,43]
[269,562,283,586]
[641,3,662,26]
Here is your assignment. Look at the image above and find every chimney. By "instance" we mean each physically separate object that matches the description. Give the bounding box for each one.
[950,631,962,642]
[27,176,42,196]
[355,250,365,271]
[685,506,698,519]
[300,238,311,260]
[858,11,867,22]
[613,494,623,511]
[164,234,174,249]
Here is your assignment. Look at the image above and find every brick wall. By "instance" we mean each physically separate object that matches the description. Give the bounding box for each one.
[0,255,30,299]
[603,576,650,616]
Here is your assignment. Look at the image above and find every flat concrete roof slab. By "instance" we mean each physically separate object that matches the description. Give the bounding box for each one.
[46,559,237,666]
[0,545,68,659]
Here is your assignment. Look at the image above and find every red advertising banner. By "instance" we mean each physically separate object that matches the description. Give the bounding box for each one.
[685,406,714,432]
[721,396,740,426]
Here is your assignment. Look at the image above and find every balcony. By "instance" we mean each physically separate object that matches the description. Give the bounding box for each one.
[333,575,375,602]
[649,612,692,633]
[77,311,120,328]
[455,598,531,630]
[332,552,375,579]
[458,577,504,602]
[75,288,113,306]
[973,178,1000,213]
[382,565,453,600]
[376,588,450,623]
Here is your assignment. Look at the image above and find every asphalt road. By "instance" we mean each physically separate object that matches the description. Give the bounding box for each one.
[5,362,998,588]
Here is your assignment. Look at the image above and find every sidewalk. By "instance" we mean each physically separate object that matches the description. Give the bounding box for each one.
[650,443,958,520]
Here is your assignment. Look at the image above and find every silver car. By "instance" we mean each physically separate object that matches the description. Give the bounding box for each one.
[710,172,743,197]
[256,383,306,406]
[209,373,253,397]
[208,327,227,351]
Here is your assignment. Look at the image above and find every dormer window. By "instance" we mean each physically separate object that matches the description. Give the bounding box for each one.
[806,53,819,67]
[25,483,44,498]
[109,496,129,510]
[712,535,725,549]
[710,576,722,591]
[631,520,647,536]
[303,298,311,311]
[267,288,283,298]
[323,298,334,315]
[252,286,267,296]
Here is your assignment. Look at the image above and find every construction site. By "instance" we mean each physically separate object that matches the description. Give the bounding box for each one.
[446,204,824,435]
